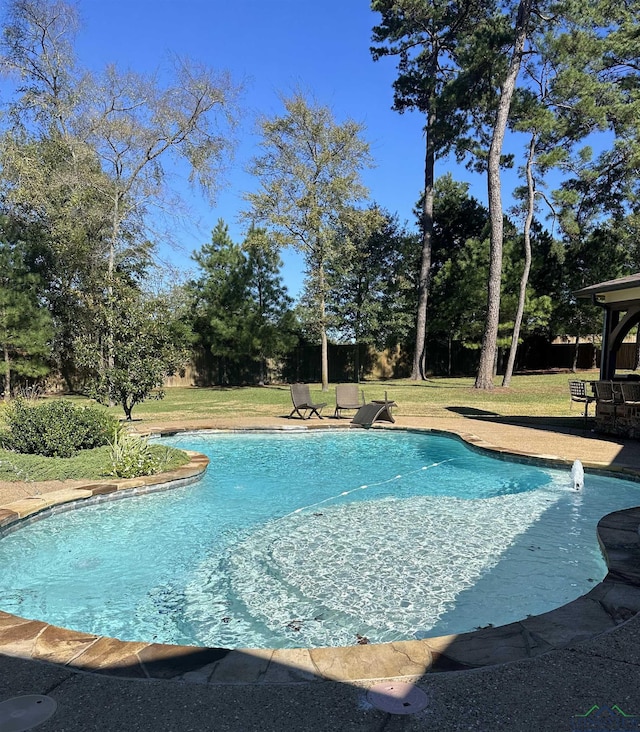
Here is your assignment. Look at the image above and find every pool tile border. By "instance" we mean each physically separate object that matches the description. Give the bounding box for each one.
[1,425,640,685]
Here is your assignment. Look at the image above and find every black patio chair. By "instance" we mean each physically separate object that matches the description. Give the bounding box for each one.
[620,381,640,409]
[568,379,596,425]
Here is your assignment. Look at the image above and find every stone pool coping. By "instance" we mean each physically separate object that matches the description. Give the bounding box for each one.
[1,424,640,685]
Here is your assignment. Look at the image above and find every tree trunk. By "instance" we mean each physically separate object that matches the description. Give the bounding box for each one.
[572,335,580,372]
[105,191,120,406]
[259,355,267,385]
[503,133,536,387]
[61,364,75,394]
[475,0,533,390]
[354,307,362,382]
[108,191,118,371]
[320,325,328,391]
[319,262,329,391]
[3,344,10,401]
[411,103,436,380]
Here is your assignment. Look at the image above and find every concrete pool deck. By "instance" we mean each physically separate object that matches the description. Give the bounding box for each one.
[2,415,640,730]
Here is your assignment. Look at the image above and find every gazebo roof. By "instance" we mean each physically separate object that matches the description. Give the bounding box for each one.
[575,273,640,381]
[575,273,640,308]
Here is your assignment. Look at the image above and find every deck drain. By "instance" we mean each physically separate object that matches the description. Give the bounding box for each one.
[367,682,428,715]
[0,695,57,731]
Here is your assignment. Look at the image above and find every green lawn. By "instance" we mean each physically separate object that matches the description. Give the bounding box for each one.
[0,443,190,483]
[103,370,601,422]
[13,369,597,423]
[0,370,601,482]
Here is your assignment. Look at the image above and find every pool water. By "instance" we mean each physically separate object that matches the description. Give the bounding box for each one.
[0,430,638,649]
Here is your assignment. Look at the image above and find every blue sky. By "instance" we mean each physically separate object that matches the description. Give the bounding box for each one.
[72,1,502,296]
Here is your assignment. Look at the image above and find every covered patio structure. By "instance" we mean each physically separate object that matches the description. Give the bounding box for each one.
[575,273,640,435]
[575,272,640,379]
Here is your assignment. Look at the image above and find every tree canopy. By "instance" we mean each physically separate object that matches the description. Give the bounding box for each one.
[245,92,374,390]
[188,220,296,385]
[0,0,639,394]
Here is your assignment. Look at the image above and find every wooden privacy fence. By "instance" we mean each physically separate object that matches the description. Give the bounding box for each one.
[164,340,616,387]
[37,338,635,398]
[37,339,639,393]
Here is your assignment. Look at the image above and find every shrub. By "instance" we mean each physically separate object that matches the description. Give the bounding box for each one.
[2,398,121,458]
[108,430,170,478]
[73,406,120,450]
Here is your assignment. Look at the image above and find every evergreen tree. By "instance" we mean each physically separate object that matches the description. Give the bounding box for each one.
[0,220,52,399]
[188,220,296,384]
[245,92,374,391]
[427,179,491,370]
[242,226,297,384]
[326,207,416,379]
[189,220,251,384]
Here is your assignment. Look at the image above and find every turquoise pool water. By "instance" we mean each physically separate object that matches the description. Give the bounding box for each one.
[0,429,638,649]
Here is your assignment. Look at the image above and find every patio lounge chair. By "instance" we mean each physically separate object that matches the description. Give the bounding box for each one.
[334,383,365,418]
[350,392,397,428]
[288,383,327,419]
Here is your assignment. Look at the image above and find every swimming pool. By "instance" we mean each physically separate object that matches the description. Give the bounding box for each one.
[0,429,638,650]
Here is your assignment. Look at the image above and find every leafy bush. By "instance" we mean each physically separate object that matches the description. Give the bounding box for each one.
[1,398,120,458]
[108,430,171,478]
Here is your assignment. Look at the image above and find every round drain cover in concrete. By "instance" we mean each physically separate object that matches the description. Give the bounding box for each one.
[367,682,428,715]
[0,695,57,731]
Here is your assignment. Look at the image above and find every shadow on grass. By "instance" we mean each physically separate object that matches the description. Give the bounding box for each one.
[447,406,501,418]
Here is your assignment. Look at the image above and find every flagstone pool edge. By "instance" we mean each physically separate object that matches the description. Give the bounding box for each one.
[1,425,640,685]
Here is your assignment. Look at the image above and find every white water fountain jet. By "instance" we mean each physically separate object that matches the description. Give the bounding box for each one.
[571,459,584,490]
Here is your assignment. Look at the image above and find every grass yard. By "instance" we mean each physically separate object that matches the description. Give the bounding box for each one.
[93,369,601,423]
[0,370,603,427]
[0,444,190,483]
[0,369,602,483]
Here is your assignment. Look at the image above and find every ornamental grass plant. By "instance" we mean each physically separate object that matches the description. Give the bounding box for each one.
[108,430,175,478]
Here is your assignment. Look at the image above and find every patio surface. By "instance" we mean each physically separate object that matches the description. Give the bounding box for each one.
[2,413,640,730]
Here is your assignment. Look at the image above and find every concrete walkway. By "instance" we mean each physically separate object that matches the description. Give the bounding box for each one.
[2,416,640,731]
